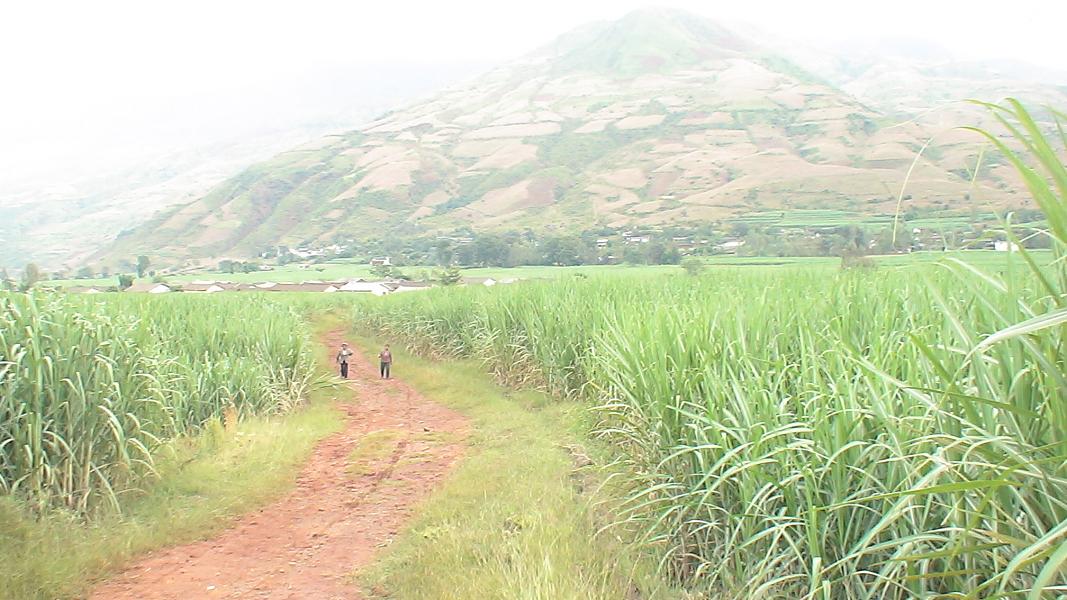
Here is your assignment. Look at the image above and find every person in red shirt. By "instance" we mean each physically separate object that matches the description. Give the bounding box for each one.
[378,345,393,379]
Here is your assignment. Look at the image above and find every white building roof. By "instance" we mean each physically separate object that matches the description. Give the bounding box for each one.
[339,281,391,295]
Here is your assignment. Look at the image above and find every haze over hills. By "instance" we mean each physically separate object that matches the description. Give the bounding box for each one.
[1,127,332,270]
[0,61,487,269]
[88,8,1067,266]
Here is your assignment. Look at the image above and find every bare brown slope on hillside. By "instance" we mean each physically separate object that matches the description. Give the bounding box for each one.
[100,8,1053,264]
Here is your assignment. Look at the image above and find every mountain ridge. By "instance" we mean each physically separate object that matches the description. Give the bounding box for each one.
[96,8,1060,266]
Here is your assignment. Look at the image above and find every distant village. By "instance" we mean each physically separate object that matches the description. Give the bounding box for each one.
[6,215,1039,295]
[252,221,1031,270]
[64,275,519,295]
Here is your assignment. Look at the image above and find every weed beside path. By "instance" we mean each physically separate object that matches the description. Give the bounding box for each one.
[0,393,341,600]
[352,333,676,600]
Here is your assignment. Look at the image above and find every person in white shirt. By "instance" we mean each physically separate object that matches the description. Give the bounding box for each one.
[336,342,353,378]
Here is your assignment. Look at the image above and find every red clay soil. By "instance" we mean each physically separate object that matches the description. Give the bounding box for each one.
[90,330,469,600]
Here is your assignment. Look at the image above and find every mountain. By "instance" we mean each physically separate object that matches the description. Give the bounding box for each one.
[1,61,487,270]
[0,127,337,270]
[99,8,1062,265]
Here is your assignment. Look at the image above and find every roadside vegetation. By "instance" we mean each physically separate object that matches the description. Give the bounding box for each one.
[0,294,318,514]
[0,400,341,599]
[349,335,679,599]
[0,294,333,598]
[42,249,1051,292]
[352,102,1067,597]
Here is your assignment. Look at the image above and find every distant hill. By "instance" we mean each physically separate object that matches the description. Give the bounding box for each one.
[1,61,485,270]
[0,127,330,270]
[100,8,1064,265]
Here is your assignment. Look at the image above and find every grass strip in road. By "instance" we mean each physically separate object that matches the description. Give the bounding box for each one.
[351,334,680,600]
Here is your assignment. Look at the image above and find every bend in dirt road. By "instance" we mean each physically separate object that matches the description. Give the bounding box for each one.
[91,329,469,600]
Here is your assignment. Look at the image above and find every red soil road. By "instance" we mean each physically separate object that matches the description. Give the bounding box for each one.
[90,330,469,600]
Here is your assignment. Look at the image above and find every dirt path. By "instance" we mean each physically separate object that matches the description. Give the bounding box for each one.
[90,330,469,600]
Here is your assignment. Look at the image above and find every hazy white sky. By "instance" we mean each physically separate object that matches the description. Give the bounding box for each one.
[5,1,1064,81]
[2,0,1064,188]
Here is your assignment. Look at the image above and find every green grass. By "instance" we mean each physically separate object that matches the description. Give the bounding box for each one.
[0,308,349,599]
[458,264,684,279]
[350,334,680,600]
[50,262,380,288]
[49,250,1055,290]
[0,386,343,600]
[1,293,317,513]
[873,248,1054,269]
[349,163,1065,600]
[693,250,1054,271]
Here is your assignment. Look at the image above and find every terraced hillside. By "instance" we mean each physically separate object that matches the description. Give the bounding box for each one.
[102,8,1059,263]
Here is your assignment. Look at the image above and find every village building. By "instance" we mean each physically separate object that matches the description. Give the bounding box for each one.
[182,282,227,293]
[271,282,340,293]
[715,240,745,254]
[460,277,516,287]
[339,281,392,296]
[239,282,338,293]
[290,247,327,259]
[125,282,172,294]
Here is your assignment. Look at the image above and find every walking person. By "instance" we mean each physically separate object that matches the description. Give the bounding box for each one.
[378,345,393,379]
[336,342,353,379]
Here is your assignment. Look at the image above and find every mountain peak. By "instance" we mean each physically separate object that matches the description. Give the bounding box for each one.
[544,8,754,75]
[96,7,1048,266]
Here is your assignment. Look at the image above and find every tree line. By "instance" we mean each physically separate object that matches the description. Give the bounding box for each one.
[3,255,153,291]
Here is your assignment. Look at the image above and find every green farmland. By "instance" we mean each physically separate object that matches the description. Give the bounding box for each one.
[49,249,1055,291]
[350,253,1065,597]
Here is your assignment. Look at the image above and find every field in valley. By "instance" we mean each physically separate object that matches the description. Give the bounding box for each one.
[352,252,1065,597]
[47,248,1054,290]
[6,245,1064,598]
